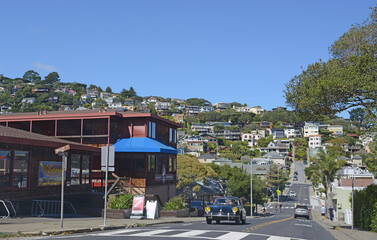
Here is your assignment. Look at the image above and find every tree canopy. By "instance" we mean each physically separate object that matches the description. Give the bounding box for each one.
[285,6,377,122]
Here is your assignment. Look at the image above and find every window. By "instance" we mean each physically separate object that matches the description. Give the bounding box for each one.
[147,155,156,171]
[82,155,90,184]
[132,154,145,172]
[169,128,173,142]
[71,154,81,185]
[169,155,173,171]
[13,151,29,188]
[148,121,156,139]
[0,150,11,189]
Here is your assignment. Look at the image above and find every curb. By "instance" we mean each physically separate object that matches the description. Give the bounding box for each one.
[10,220,186,237]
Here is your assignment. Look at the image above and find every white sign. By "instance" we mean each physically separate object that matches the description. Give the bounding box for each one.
[146,200,158,219]
[101,166,115,172]
[101,145,115,167]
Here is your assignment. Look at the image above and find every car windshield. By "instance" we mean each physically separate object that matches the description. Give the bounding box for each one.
[296,205,308,209]
[215,198,238,205]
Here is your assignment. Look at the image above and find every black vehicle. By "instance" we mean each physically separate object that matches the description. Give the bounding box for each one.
[204,197,246,224]
[294,171,298,175]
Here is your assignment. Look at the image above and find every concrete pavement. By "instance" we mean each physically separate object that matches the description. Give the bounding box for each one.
[0,216,203,237]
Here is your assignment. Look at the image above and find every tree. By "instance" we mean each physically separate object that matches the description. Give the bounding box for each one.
[176,155,217,190]
[265,164,288,193]
[23,70,41,83]
[185,98,208,106]
[106,86,112,93]
[44,72,60,84]
[308,151,344,208]
[285,6,377,121]
[257,135,273,148]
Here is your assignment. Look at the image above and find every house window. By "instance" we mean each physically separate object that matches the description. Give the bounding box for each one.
[148,121,156,139]
[147,155,156,171]
[0,150,11,189]
[13,151,29,188]
[169,128,173,142]
[71,154,81,185]
[132,154,145,172]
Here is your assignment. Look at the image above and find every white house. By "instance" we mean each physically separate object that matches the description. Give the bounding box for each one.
[303,123,319,137]
[309,135,321,148]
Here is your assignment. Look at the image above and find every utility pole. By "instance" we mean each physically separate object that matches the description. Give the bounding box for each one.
[278,165,280,204]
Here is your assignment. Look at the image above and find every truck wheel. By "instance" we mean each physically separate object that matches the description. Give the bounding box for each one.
[235,218,240,224]
[206,218,212,224]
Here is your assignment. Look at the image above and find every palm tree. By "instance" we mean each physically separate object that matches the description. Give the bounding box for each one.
[313,151,344,208]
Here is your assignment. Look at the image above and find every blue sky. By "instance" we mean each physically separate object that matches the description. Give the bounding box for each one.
[1,1,376,115]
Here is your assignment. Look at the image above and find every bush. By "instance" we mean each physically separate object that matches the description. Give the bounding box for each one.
[162,196,186,211]
[108,193,134,210]
[353,184,377,231]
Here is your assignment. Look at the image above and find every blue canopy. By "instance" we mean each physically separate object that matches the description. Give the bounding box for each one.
[113,137,177,154]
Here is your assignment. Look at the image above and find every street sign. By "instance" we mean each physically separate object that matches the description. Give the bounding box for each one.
[101,146,115,167]
[55,145,70,154]
[101,166,115,172]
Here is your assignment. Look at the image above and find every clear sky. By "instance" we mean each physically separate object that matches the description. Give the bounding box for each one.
[1,0,376,114]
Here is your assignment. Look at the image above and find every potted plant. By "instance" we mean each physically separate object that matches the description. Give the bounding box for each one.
[104,193,134,219]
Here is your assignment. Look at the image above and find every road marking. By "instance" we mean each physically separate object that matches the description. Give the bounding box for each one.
[243,217,293,231]
[128,229,174,236]
[96,229,140,236]
[173,230,208,237]
[295,223,312,227]
[215,232,250,240]
[267,236,291,240]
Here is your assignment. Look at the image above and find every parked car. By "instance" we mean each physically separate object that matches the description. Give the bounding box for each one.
[294,171,298,175]
[204,197,246,225]
[189,201,205,211]
[293,176,298,181]
[294,204,310,219]
[285,182,292,187]
[289,191,297,197]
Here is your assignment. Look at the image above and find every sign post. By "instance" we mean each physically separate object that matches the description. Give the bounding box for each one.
[101,145,115,227]
[55,145,70,228]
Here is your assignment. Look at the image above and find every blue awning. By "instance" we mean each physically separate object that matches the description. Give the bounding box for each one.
[113,137,177,154]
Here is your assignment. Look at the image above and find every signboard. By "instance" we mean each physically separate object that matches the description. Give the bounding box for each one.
[55,145,70,155]
[38,161,64,186]
[146,200,158,219]
[101,166,115,172]
[131,195,145,219]
[101,146,115,167]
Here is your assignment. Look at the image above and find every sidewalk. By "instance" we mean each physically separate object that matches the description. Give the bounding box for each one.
[308,183,377,240]
[0,216,203,237]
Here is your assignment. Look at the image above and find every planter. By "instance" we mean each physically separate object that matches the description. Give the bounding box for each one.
[102,209,132,219]
[160,210,177,217]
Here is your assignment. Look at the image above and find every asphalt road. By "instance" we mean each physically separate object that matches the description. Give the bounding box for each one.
[38,161,335,240]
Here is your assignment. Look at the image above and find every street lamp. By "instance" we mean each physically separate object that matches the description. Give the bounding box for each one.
[352,172,354,230]
[278,165,280,204]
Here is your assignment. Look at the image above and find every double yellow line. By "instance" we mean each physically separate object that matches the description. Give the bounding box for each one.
[242,217,294,232]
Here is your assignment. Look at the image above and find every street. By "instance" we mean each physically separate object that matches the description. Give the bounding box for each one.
[34,162,335,240]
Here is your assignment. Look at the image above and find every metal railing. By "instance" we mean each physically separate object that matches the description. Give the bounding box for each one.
[0,200,10,218]
[5,200,16,217]
[31,200,76,217]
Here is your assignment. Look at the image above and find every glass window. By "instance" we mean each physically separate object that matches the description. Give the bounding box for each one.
[0,150,11,189]
[174,129,177,143]
[71,154,81,185]
[132,154,145,172]
[82,155,90,184]
[148,121,156,139]
[169,128,173,142]
[147,155,156,171]
[13,151,29,188]
[169,155,173,172]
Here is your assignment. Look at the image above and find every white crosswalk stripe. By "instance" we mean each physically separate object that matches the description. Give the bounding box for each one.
[90,228,306,240]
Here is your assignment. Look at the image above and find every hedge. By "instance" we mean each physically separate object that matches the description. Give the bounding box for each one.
[353,184,377,231]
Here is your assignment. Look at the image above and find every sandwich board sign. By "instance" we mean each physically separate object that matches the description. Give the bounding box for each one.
[130,195,145,219]
[146,200,158,219]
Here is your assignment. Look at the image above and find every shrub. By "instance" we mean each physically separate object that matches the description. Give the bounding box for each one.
[162,196,186,211]
[108,193,134,210]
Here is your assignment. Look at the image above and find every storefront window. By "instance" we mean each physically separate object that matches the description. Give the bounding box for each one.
[132,154,145,172]
[147,155,155,171]
[0,150,11,189]
[82,155,90,184]
[13,151,29,188]
[71,154,81,185]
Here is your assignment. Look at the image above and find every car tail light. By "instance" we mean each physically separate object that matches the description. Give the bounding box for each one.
[295,209,296,212]
[307,209,309,213]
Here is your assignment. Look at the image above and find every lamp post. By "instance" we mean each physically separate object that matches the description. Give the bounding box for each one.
[278,165,280,204]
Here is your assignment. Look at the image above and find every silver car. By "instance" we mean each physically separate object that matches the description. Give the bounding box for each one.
[294,205,310,219]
